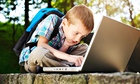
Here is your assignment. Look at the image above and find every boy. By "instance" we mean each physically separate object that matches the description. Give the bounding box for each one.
[20,5,94,73]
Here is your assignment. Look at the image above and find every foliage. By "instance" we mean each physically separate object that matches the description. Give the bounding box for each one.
[0,0,20,23]
[51,0,74,14]
[0,22,24,73]
[133,14,140,28]
[1,0,140,28]
[90,0,140,29]
[121,14,140,29]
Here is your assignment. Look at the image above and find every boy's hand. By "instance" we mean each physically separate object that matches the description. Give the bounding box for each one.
[68,55,84,66]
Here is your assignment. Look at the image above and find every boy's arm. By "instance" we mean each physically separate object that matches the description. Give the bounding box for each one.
[37,36,83,66]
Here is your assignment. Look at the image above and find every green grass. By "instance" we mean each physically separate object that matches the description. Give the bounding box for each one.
[0,22,25,73]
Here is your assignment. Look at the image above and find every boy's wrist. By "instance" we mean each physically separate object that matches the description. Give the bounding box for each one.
[66,54,72,61]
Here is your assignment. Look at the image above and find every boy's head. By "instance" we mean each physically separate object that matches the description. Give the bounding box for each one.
[65,4,94,31]
[62,5,94,46]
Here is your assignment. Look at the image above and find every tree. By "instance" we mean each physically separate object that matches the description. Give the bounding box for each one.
[51,0,74,14]
[132,14,140,28]
[0,0,75,44]
[121,0,140,29]
[90,0,140,29]
[0,0,21,43]
[25,0,29,30]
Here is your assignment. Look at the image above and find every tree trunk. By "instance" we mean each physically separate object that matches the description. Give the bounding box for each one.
[12,23,15,44]
[71,0,74,7]
[48,0,52,8]
[127,0,135,27]
[24,0,29,30]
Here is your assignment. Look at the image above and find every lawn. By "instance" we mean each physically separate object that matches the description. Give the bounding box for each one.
[0,22,25,73]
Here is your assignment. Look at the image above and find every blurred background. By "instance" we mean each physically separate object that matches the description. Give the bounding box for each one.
[0,0,140,73]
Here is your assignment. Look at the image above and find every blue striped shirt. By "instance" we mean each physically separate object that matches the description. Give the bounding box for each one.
[19,14,77,65]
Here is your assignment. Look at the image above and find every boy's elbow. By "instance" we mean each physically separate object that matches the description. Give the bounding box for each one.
[37,42,44,47]
[37,36,49,47]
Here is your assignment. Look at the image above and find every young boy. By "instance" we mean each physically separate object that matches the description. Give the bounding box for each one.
[20,5,94,73]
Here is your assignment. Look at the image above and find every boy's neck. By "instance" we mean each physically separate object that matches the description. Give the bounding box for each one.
[59,44,69,52]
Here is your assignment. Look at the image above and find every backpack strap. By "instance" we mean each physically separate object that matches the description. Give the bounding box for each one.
[50,17,62,40]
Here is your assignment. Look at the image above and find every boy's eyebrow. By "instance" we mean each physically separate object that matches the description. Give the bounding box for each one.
[77,31,88,37]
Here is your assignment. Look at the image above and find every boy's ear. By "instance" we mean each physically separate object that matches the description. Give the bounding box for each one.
[62,18,68,26]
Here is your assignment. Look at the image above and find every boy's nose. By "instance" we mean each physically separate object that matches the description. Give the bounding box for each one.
[74,36,82,43]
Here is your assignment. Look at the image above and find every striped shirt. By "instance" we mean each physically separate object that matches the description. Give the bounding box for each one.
[19,14,77,65]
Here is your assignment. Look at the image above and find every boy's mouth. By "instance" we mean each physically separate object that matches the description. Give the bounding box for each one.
[72,40,78,44]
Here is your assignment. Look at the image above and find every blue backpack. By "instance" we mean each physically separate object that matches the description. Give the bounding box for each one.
[13,8,64,56]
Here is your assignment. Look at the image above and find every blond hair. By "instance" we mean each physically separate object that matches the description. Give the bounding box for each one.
[65,5,94,31]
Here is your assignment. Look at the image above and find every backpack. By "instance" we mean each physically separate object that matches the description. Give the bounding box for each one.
[13,8,64,57]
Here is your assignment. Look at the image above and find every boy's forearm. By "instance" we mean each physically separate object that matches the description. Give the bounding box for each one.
[38,43,70,61]
[37,36,71,61]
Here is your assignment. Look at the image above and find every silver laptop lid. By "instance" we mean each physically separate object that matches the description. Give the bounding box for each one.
[81,15,140,72]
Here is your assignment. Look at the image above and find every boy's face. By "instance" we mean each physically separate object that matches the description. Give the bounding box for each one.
[62,18,91,46]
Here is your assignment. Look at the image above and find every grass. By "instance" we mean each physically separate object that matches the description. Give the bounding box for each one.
[0,22,25,73]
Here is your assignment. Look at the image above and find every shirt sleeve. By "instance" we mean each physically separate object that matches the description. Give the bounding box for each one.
[35,14,59,40]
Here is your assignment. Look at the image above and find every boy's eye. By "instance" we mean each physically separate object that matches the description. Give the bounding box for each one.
[75,32,78,35]
[73,32,78,35]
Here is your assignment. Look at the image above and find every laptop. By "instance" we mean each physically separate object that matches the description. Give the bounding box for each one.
[43,15,140,73]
